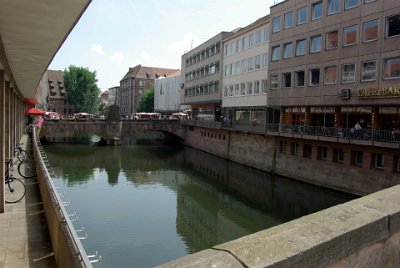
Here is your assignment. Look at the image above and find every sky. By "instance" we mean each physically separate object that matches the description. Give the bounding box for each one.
[49,0,277,91]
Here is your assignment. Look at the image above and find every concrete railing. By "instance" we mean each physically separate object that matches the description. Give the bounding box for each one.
[158,184,400,267]
[33,129,94,268]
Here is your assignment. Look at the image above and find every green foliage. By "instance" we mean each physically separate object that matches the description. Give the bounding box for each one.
[137,85,154,112]
[64,65,100,113]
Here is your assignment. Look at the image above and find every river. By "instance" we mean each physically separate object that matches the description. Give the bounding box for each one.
[43,143,354,267]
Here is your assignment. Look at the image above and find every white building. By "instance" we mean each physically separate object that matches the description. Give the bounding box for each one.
[154,71,189,113]
[222,15,270,131]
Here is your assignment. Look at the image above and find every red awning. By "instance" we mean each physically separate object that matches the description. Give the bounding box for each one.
[26,108,45,115]
[23,98,38,105]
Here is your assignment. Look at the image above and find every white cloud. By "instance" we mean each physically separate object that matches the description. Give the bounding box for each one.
[91,43,105,55]
[140,51,164,66]
[167,32,202,54]
[110,52,124,62]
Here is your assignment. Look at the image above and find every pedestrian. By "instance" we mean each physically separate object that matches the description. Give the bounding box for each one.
[36,115,44,135]
[354,121,362,138]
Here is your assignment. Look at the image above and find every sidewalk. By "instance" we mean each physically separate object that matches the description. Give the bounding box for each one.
[0,135,55,267]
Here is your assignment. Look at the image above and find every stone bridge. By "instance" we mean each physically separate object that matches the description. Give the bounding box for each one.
[41,119,186,145]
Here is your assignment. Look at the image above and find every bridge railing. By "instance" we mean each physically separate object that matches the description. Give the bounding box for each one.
[33,129,95,267]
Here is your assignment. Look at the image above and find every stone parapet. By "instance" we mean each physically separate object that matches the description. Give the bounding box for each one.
[158,185,400,267]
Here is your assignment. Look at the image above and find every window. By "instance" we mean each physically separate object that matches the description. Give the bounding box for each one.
[365,0,376,3]
[247,82,253,94]
[283,42,293,58]
[254,55,261,70]
[270,74,279,89]
[318,146,328,160]
[361,61,377,81]
[248,57,254,71]
[342,63,356,83]
[311,2,323,20]
[303,144,313,158]
[326,30,338,50]
[249,33,254,48]
[295,71,305,87]
[263,27,269,43]
[351,150,363,167]
[333,148,344,163]
[272,46,280,61]
[324,65,337,84]
[261,53,269,69]
[284,12,294,29]
[371,153,383,170]
[242,36,248,50]
[261,80,268,93]
[272,16,281,33]
[297,7,307,25]
[254,80,260,94]
[343,25,358,46]
[282,72,292,88]
[291,143,298,155]
[309,68,320,86]
[310,35,322,53]
[345,0,358,10]
[255,30,262,46]
[363,20,379,42]
[327,0,339,15]
[296,39,307,56]
[240,83,246,95]
[386,14,400,37]
[383,57,400,79]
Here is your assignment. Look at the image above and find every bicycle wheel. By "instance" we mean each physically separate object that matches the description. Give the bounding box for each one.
[18,159,37,178]
[5,178,26,203]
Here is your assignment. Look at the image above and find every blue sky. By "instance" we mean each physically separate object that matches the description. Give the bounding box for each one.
[49,0,276,90]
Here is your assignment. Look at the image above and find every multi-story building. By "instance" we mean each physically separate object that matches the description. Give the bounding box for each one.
[181,32,234,121]
[119,64,179,116]
[268,0,400,176]
[108,86,119,106]
[222,15,270,131]
[37,70,75,117]
[154,70,190,114]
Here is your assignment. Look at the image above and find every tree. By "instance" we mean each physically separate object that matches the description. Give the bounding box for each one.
[137,85,154,112]
[64,65,100,113]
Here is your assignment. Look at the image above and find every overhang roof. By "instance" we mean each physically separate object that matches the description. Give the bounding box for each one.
[0,0,91,98]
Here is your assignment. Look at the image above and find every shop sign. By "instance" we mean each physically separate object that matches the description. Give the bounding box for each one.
[358,86,400,97]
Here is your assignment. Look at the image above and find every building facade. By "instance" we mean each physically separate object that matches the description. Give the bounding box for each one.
[154,71,190,114]
[222,15,270,131]
[268,0,400,176]
[181,32,234,121]
[119,64,179,116]
[108,86,119,106]
[37,70,75,117]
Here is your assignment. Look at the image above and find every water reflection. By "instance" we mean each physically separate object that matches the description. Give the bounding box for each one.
[43,144,354,266]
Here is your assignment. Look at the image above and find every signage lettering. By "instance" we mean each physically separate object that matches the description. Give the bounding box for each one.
[358,86,400,97]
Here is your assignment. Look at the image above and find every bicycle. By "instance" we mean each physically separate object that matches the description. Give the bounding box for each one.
[14,143,37,179]
[14,143,30,162]
[4,158,26,203]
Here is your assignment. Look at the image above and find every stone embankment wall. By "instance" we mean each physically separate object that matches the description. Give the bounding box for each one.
[158,184,400,267]
[183,127,400,196]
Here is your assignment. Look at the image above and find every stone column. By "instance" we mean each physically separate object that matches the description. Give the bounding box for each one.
[0,71,4,212]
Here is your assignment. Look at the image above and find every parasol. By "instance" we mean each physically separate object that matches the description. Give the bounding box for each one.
[26,108,45,115]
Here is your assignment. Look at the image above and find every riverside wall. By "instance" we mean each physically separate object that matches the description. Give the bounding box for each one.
[158,184,400,268]
[182,126,400,196]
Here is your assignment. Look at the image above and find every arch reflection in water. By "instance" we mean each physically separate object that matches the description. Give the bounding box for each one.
[43,144,354,267]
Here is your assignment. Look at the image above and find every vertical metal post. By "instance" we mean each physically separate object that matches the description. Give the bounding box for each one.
[0,70,4,213]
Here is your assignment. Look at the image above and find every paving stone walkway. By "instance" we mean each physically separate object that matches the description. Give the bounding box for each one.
[0,135,54,267]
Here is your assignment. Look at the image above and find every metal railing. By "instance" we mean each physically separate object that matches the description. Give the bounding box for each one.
[33,129,100,267]
[267,123,400,144]
[181,119,400,144]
